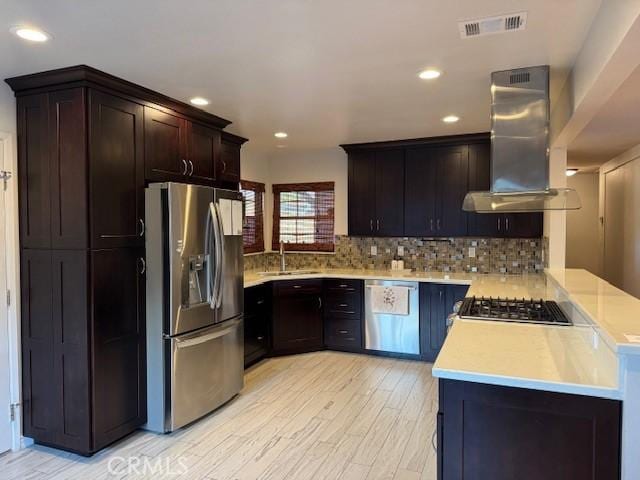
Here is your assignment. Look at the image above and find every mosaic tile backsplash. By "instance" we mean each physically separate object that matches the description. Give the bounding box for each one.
[245,236,548,274]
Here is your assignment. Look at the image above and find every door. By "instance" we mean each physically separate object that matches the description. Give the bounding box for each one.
[405,147,437,236]
[90,90,144,248]
[375,149,405,236]
[169,318,243,431]
[467,142,501,237]
[272,280,323,353]
[219,138,241,184]
[212,189,244,324]
[92,248,146,450]
[435,146,468,237]
[604,167,625,289]
[144,106,187,182]
[348,151,376,235]
[0,148,12,453]
[188,122,220,185]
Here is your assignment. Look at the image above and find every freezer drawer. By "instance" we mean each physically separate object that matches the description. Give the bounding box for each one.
[168,317,244,431]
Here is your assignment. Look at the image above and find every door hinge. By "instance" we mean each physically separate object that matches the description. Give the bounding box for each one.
[0,171,11,191]
[9,403,19,422]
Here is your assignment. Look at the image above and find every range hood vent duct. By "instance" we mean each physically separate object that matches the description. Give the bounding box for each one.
[463,65,581,213]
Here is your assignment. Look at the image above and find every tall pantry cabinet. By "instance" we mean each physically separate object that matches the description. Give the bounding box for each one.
[6,65,246,455]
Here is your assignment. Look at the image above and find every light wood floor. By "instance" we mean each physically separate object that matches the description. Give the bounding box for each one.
[0,351,439,479]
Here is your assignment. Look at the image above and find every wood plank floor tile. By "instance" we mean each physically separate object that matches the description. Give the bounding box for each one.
[0,352,438,480]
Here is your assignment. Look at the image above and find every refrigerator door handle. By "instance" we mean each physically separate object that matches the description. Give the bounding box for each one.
[205,204,215,306]
[213,202,225,309]
[174,318,242,349]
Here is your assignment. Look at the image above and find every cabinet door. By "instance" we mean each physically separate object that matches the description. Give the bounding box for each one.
[49,89,88,249]
[434,146,468,237]
[144,106,187,182]
[188,122,220,185]
[439,379,621,480]
[405,147,437,236]
[348,151,376,235]
[272,280,323,353]
[503,212,543,238]
[21,249,91,452]
[17,94,51,248]
[420,283,446,362]
[219,138,241,184]
[91,248,146,450]
[244,285,270,366]
[467,142,501,237]
[90,91,144,248]
[375,149,405,236]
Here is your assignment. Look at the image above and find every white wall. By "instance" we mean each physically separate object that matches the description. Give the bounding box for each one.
[566,172,600,275]
[241,146,348,252]
[544,147,567,268]
[0,84,16,138]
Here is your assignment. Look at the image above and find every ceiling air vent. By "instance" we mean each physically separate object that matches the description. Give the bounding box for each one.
[509,71,530,84]
[459,12,527,39]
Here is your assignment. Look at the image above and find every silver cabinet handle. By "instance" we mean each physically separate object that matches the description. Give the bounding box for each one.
[138,257,146,275]
[293,285,302,289]
[505,217,509,231]
[432,429,437,452]
[318,297,322,309]
[188,160,194,176]
[497,217,501,231]
[256,299,265,305]
[222,160,227,173]
[437,219,441,231]
[138,218,145,237]
[181,159,188,175]
[439,289,443,301]
[430,219,434,231]
[338,330,349,334]
[339,303,349,307]
[257,336,264,341]
[370,219,374,231]
[376,219,380,231]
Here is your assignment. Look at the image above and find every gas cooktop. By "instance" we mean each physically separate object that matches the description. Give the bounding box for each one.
[458,297,571,325]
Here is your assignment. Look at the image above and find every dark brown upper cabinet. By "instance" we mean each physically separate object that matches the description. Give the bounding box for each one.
[144,106,188,182]
[188,122,221,184]
[347,149,404,236]
[17,90,88,249]
[468,142,543,238]
[219,131,243,185]
[90,90,145,248]
[405,145,468,237]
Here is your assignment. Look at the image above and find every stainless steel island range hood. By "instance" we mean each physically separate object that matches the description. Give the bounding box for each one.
[462,65,580,212]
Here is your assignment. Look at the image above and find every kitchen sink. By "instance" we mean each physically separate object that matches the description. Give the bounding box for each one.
[257,270,321,277]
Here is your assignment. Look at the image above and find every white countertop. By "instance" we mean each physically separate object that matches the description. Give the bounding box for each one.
[243,267,639,399]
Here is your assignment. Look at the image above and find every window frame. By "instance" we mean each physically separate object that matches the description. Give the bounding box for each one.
[240,179,265,254]
[272,181,335,252]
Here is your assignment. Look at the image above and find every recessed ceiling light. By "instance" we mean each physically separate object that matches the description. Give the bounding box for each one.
[190,97,209,106]
[418,69,441,80]
[566,169,578,177]
[442,115,460,123]
[274,132,288,138]
[10,25,50,42]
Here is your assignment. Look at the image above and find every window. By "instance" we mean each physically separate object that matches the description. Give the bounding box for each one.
[272,182,335,252]
[240,180,265,253]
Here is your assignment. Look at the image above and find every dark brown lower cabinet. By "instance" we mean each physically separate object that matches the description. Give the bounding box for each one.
[438,379,621,480]
[323,279,364,351]
[420,284,468,362]
[244,284,270,367]
[20,248,146,455]
[272,279,323,354]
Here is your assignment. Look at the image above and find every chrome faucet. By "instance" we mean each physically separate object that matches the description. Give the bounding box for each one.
[279,241,287,272]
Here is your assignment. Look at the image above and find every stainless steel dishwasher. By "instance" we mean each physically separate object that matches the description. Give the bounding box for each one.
[364,279,420,355]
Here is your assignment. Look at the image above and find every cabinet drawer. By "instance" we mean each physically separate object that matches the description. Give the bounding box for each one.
[245,286,268,316]
[274,279,323,296]
[324,319,362,349]
[324,293,361,319]
[324,278,362,293]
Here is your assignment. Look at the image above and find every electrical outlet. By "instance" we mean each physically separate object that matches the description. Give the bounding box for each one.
[468,247,476,258]
[370,245,377,256]
[398,246,404,256]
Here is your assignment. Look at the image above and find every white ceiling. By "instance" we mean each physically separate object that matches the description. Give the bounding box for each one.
[2,0,601,153]
[568,63,640,169]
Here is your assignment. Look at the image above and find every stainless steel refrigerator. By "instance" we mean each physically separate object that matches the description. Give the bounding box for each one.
[144,182,244,433]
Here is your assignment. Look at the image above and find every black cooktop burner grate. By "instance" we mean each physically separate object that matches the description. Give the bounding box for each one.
[458,297,571,325]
